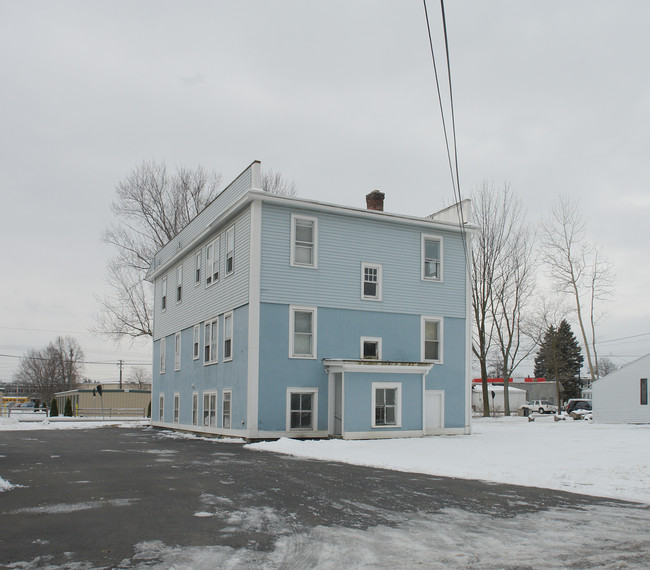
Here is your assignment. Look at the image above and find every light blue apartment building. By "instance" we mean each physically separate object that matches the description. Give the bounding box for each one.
[146,161,473,439]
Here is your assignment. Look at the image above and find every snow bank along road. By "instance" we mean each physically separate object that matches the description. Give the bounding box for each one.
[1,426,649,568]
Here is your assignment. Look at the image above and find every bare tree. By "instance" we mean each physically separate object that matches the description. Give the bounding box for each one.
[13,336,84,401]
[596,357,617,378]
[261,170,298,197]
[128,366,152,388]
[542,198,614,383]
[97,160,222,341]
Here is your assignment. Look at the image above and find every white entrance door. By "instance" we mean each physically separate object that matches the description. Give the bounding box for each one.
[424,390,444,434]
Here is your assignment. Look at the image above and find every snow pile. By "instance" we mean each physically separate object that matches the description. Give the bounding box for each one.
[0,417,149,431]
[247,416,650,504]
[0,476,16,492]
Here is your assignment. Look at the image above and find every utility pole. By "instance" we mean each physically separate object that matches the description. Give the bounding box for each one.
[118,360,124,389]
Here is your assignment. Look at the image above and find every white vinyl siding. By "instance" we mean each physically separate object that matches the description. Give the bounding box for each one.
[225,226,235,275]
[223,312,233,361]
[421,317,443,363]
[204,318,218,364]
[159,337,166,374]
[174,332,181,371]
[291,214,318,268]
[361,263,382,301]
[193,324,200,360]
[289,306,317,359]
[222,390,232,429]
[422,234,443,281]
[372,382,402,428]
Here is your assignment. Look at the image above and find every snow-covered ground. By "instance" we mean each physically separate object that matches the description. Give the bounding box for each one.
[248,416,650,505]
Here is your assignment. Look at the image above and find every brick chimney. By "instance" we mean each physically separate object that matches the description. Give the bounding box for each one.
[365,190,385,212]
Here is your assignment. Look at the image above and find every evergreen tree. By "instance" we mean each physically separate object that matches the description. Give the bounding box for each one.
[534,319,584,400]
[50,398,59,417]
[64,397,73,417]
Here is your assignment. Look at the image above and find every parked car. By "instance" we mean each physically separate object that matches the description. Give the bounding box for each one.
[521,400,557,414]
[565,399,592,414]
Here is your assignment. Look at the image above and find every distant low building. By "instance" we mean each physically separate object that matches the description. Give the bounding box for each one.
[54,384,151,418]
[472,378,559,405]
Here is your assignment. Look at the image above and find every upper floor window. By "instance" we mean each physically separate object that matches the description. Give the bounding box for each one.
[206,237,220,286]
[362,263,382,301]
[195,251,202,286]
[193,324,200,360]
[204,318,218,364]
[642,378,648,406]
[290,306,317,358]
[159,336,166,374]
[223,312,233,361]
[225,226,235,275]
[291,214,318,268]
[361,337,382,360]
[174,332,181,371]
[161,276,167,311]
[176,265,183,303]
[422,317,443,363]
[422,235,443,281]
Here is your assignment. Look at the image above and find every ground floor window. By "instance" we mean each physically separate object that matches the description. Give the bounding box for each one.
[203,392,216,427]
[286,388,318,431]
[192,393,198,425]
[372,382,401,428]
[222,390,231,429]
[173,394,180,422]
[158,395,164,422]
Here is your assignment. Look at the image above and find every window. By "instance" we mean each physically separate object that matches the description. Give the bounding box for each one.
[361,337,382,360]
[291,214,318,268]
[223,312,233,361]
[206,237,220,286]
[174,332,181,371]
[173,394,180,422]
[225,226,235,275]
[422,235,442,281]
[193,324,200,360]
[159,336,166,374]
[176,265,183,303]
[290,306,317,358]
[642,378,648,406]
[204,319,218,364]
[203,392,216,427]
[192,393,198,425]
[372,382,401,428]
[195,251,202,286]
[161,276,167,310]
[222,390,232,429]
[422,317,443,363]
[362,263,382,301]
[287,388,318,431]
[158,395,164,422]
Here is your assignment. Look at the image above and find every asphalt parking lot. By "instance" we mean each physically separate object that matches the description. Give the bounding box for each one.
[1,426,649,568]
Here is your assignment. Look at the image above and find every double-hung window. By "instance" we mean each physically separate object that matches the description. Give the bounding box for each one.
[159,337,166,374]
[422,234,443,281]
[206,238,220,286]
[203,392,216,427]
[174,332,181,371]
[222,390,232,429]
[287,388,318,431]
[173,394,180,422]
[192,393,199,425]
[204,318,218,364]
[642,378,648,406]
[223,312,233,361]
[193,324,200,360]
[422,317,443,363]
[362,263,382,301]
[161,276,167,310]
[291,214,318,268]
[195,251,202,286]
[290,306,317,358]
[225,226,235,275]
[158,395,164,422]
[372,382,401,427]
[176,265,183,303]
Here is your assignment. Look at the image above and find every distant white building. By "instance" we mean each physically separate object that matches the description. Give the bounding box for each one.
[592,353,650,424]
[471,384,526,414]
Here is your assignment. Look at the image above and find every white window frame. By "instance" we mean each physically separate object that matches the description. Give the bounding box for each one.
[223,311,233,362]
[173,393,180,423]
[174,332,181,371]
[421,234,443,282]
[371,382,402,428]
[225,226,235,276]
[158,394,164,422]
[360,336,382,360]
[286,387,318,431]
[205,237,220,286]
[195,250,202,286]
[361,262,382,301]
[289,305,317,359]
[222,390,232,429]
[421,316,443,363]
[176,264,183,304]
[204,318,219,365]
[159,336,166,374]
[192,392,199,425]
[290,214,318,268]
[161,276,167,311]
[193,324,200,360]
[203,391,217,427]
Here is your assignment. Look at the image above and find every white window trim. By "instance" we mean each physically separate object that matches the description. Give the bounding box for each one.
[192,392,199,426]
[174,332,181,371]
[289,305,317,359]
[222,389,232,429]
[194,250,202,286]
[173,393,180,423]
[193,324,200,360]
[223,311,233,362]
[204,318,219,365]
[290,213,318,269]
[361,262,383,301]
[421,316,444,364]
[225,225,235,276]
[176,264,183,304]
[159,336,166,374]
[421,234,444,282]
[371,382,402,428]
[158,394,164,422]
[161,276,167,311]
[285,387,318,432]
[206,237,220,287]
[203,391,217,427]
[360,336,382,360]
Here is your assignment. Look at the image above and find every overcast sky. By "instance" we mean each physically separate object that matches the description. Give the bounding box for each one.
[1,0,648,383]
